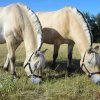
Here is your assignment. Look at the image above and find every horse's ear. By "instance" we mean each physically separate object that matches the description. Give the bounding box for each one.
[41,49,48,54]
[94,46,99,51]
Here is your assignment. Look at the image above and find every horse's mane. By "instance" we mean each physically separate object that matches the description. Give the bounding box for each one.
[17,3,42,50]
[67,7,93,46]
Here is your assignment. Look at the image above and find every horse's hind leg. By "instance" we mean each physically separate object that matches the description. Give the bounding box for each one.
[50,44,60,70]
[67,43,74,68]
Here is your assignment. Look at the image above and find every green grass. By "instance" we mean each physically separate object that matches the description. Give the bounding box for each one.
[0,43,100,100]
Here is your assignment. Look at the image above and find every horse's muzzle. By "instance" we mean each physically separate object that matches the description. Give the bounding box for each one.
[91,74,100,84]
[29,76,42,84]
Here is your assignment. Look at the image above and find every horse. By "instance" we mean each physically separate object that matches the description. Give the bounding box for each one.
[0,3,46,83]
[36,7,100,84]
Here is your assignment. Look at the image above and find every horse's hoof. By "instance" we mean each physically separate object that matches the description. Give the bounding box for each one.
[3,67,8,71]
[13,75,20,79]
[11,72,17,76]
[30,76,42,84]
[11,72,20,79]
[67,67,72,72]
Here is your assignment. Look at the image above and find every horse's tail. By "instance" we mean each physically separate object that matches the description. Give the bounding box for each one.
[17,3,43,50]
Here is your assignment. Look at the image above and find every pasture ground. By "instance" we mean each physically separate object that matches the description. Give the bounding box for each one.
[0,43,100,100]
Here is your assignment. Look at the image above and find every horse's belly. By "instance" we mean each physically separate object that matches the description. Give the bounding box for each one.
[43,36,54,44]
[0,27,6,44]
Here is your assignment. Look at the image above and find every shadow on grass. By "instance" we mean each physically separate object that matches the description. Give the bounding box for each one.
[0,61,23,68]
[45,59,85,80]
[0,59,85,81]
[15,62,23,67]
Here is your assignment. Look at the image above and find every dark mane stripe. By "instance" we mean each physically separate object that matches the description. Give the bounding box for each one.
[77,9,93,47]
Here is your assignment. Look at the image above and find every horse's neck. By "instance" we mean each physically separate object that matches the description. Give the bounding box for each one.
[69,19,91,57]
[69,11,92,57]
[23,31,37,57]
[71,27,91,57]
[75,40,90,57]
[18,3,42,57]
[69,21,91,57]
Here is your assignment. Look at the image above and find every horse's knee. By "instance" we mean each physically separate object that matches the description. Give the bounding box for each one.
[53,44,60,59]
[11,57,15,63]
[53,53,58,60]
[9,56,15,63]
[68,53,72,60]
[3,56,10,70]
[68,43,74,62]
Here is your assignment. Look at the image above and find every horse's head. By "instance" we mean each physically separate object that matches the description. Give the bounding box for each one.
[80,46,100,84]
[24,49,47,83]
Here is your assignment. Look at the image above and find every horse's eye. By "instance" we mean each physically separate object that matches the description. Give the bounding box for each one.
[88,61,91,64]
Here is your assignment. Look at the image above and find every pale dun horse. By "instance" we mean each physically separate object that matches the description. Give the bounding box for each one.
[0,3,47,83]
[37,7,100,84]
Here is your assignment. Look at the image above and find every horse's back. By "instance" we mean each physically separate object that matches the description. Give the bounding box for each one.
[37,8,69,30]
[36,7,74,44]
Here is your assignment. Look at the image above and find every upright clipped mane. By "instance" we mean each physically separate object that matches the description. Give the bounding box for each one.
[17,3,42,50]
[70,7,93,46]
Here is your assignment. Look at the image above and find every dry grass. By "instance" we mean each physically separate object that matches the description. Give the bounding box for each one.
[0,43,100,100]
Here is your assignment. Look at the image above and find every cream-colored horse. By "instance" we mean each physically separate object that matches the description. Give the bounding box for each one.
[0,3,45,83]
[37,7,100,84]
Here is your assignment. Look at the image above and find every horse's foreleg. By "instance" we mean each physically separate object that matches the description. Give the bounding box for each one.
[5,37,20,76]
[3,54,10,71]
[6,42,16,75]
[51,44,60,70]
[67,43,74,68]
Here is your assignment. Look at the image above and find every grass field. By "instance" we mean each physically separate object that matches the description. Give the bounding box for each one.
[0,43,100,100]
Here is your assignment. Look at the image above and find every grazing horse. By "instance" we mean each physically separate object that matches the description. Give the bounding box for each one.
[0,3,45,83]
[36,7,100,84]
